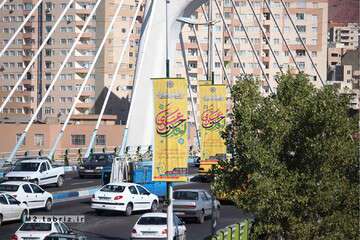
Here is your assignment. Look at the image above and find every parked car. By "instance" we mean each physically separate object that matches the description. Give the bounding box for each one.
[11,221,73,240]
[44,232,87,240]
[0,193,28,226]
[5,158,65,187]
[173,189,220,224]
[78,153,114,178]
[0,181,53,211]
[91,182,159,216]
[131,212,186,240]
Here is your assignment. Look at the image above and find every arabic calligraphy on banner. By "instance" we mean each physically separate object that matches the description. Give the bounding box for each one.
[153,78,188,182]
[199,84,227,160]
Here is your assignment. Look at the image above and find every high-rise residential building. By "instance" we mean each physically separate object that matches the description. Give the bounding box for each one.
[0,0,143,122]
[174,0,328,93]
[0,1,329,123]
[328,22,359,50]
[94,0,144,124]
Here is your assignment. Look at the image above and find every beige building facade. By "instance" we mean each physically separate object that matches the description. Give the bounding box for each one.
[0,0,143,122]
[0,115,124,160]
[174,0,328,92]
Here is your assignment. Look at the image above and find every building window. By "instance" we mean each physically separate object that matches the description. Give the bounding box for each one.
[96,135,106,145]
[296,13,305,20]
[16,133,25,145]
[71,135,85,145]
[298,62,305,70]
[34,134,44,146]
[296,25,306,32]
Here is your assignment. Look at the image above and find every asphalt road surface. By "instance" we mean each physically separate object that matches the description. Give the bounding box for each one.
[37,165,200,193]
[44,175,101,193]
[0,183,250,240]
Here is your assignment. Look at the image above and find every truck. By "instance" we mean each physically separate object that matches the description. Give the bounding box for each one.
[101,160,167,198]
[4,158,65,187]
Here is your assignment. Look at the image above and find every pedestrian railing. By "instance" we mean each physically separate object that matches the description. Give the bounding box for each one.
[212,219,250,240]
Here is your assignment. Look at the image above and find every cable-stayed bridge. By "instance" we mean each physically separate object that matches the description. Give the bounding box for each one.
[0,0,325,165]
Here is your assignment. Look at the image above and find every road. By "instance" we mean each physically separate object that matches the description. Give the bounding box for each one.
[44,174,101,193]
[26,165,200,193]
[0,183,249,240]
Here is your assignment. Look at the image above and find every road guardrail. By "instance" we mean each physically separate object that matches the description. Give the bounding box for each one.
[212,219,250,240]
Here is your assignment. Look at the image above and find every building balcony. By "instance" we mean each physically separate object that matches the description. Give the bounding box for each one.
[262,56,270,62]
[80,91,93,97]
[75,102,93,110]
[76,43,95,50]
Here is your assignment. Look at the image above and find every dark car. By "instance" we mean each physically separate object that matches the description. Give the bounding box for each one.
[78,153,114,178]
[45,233,87,240]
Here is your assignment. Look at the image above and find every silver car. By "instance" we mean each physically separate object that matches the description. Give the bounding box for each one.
[173,189,220,223]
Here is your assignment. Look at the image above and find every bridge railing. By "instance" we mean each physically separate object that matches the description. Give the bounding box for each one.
[0,146,119,164]
[212,220,250,240]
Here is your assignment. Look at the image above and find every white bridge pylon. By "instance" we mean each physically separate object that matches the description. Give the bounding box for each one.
[123,0,207,152]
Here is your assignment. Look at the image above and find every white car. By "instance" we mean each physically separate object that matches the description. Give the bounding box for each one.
[131,212,186,240]
[0,193,28,226]
[0,181,53,211]
[5,159,65,187]
[91,182,159,216]
[11,220,73,240]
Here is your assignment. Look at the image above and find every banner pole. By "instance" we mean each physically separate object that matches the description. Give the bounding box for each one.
[165,1,173,240]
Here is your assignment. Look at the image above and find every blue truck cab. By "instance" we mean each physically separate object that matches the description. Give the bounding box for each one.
[101,160,167,198]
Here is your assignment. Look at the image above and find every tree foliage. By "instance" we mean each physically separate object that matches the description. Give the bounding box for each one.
[212,73,359,239]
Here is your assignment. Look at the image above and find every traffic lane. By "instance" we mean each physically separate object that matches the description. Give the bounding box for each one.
[0,198,143,240]
[42,175,101,193]
[0,198,248,240]
[1,183,247,240]
[43,165,199,193]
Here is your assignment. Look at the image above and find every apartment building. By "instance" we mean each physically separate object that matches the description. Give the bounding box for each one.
[0,0,143,122]
[328,22,359,50]
[94,0,144,124]
[174,0,328,92]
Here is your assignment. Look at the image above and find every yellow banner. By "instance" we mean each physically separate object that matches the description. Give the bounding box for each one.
[153,78,188,182]
[199,84,227,160]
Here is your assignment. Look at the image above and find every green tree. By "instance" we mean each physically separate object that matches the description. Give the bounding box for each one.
[213,73,359,240]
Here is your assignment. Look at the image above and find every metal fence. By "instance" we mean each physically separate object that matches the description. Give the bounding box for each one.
[212,220,250,240]
[0,146,119,164]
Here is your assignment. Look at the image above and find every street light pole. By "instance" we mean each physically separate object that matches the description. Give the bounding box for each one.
[207,0,214,84]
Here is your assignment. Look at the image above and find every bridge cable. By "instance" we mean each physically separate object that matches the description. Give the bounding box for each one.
[179,32,201,151]
[191,24,208,78]
[84,0,143,159]
[200,5,231,88]
[263,0,301,73]
[5,0,99,162]
[47,0,117,160]
[0,0,75,113]
[279,0,324,85]
[214,0,273,94]
[213,0,246,76]
[0,0,44,59]
[0,0,8,11]
[118,0,157,156]
[214,43,231,88]
[242,0,284,79]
